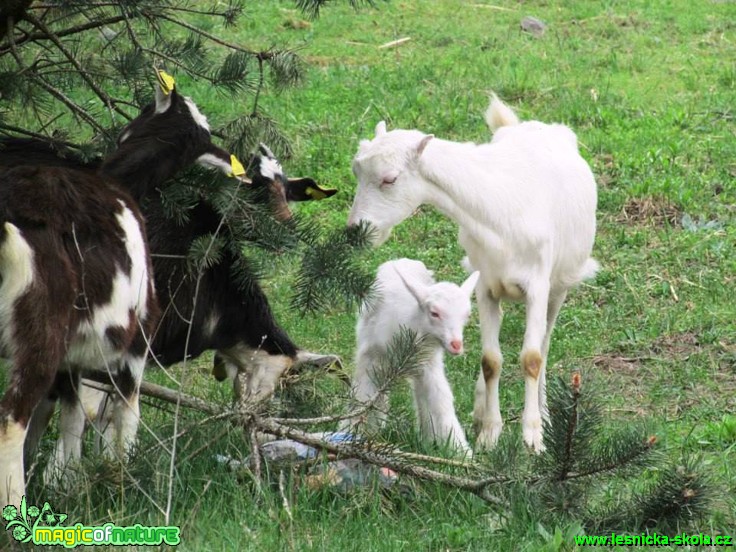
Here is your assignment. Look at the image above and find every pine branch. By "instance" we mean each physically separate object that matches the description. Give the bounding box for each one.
[0,14,127,56]
[5,16,107,135]
[154,11,272,60]
[591,459,709,531]
[295,0,377,19]
[557,372,581,481]
[0,122,77,147]
[253,416,507,507]
[0,0,34,42]
[23,11,130,121]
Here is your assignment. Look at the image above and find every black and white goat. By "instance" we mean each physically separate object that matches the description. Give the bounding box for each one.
[1,76,338,492]
[0,71,251,507]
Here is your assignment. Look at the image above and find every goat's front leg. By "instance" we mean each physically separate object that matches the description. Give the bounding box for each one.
[474,289,504,450]
[521,281,551,453]
[411,352,471,456]
[246,351,294,403]
[339,349,389,435]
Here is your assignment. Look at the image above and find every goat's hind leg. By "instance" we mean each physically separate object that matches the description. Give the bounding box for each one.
[96,355,145,461]
[0,340,64,507]
[474,289,504,450]
[43,370,87,487]
[538,289,568,421]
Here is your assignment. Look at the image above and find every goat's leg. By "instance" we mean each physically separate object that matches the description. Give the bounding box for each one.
[98,356,145,460]
[0,345,62,507]
[43,371,86,487]
[24,395,57,463]
[339,350,389,435]
[521,281,552,453]
[474,289,504,450]
[246,351,294,403]
[539,289,568,421]
[411,353,471,455]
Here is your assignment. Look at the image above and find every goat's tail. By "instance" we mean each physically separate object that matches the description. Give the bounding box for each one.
[485,93,520,132]
[578,257,600,282]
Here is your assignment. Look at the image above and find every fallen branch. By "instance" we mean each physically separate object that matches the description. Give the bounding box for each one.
[82,369,507,506]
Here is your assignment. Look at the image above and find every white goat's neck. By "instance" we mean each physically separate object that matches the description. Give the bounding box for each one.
[416,139,502,229]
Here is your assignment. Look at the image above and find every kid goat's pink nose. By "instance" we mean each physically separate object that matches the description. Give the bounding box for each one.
[449,339,463,355]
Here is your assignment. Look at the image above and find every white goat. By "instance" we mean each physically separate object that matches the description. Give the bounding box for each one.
[347,95,598,452]
[342,258,479,455]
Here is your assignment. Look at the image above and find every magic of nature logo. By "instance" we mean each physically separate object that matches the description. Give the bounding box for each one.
[3,496,180,547]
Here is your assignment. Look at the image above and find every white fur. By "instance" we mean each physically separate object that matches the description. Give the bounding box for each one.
[258,156,283,181]
[196,152,231,174]
[348,96,598,453]
[342,259,479,455]
[0,421,25,508]
[217,344,293,404]
[0,224,35,358]
[184,97,210,132]
[117,204,151,319]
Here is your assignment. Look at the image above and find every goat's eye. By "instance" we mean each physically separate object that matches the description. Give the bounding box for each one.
[380,176,397,187]
[430,310,441,319]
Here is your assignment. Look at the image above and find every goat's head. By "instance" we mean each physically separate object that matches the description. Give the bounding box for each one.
[347,121,434,246]
[394,266,479,355]
[246,143,337,222]
[102,69,245,193]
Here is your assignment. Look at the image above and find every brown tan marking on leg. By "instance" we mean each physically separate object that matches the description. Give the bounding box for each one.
[521,350,543,380]
[482,352,501,382]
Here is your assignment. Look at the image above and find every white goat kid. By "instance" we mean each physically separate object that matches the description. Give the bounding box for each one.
[343,258,479,455]
[347,96,598,453]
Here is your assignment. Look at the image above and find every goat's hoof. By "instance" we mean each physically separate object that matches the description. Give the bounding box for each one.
[475,423,503,450]
[522,418,545,454]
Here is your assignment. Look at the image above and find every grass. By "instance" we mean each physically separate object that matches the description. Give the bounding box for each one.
[2,0,736,549]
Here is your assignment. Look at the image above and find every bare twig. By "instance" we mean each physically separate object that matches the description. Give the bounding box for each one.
[378,37,411,49]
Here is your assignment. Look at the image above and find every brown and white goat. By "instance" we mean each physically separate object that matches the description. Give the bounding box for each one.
[0,71,246,507]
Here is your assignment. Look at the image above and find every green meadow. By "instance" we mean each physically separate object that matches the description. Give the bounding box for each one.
[2,0,735,550]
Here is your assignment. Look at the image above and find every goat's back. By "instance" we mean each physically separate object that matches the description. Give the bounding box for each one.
[0,138,99,172]
[451,120,597,290]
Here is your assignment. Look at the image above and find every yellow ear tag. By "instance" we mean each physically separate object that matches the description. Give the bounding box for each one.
[156,69,176,96]
[305,186,327,200]
[229,154,245,177]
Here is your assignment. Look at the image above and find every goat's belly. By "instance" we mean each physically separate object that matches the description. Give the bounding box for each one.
[488,279,524,301]
[64,331,127,371]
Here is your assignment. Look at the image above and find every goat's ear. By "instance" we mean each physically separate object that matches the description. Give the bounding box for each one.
[394,266,428,305]
[375,121,387,137]
[196,146,249,179]
[460,271,480,297]
[258,142,275,158]
[285,178,338,202]
[415,134,434,157]
[154,69,176,113]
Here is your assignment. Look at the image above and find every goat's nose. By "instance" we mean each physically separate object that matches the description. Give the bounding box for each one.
[449,339,463,355]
